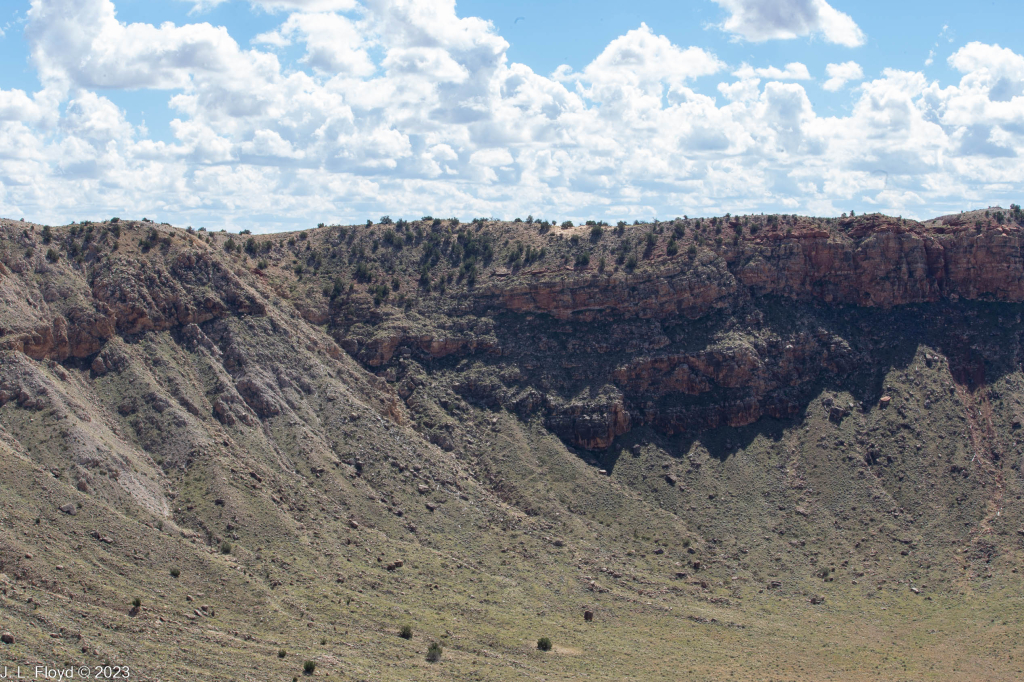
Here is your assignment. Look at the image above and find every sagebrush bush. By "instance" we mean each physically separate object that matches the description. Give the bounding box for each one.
[426,642,443,662]
[537,637,552,651]
[399,625,413,640]
[303,660,316,675]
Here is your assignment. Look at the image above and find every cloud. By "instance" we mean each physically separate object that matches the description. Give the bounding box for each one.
[183,0,358,12]
[3,0,1024,228]
[712,0,865,47]
[28,0,260,90]
[733,62,811,81]
[580,23,725,92]
[255,0,359,11]
[259,12,375,76]
[823,61,864,91]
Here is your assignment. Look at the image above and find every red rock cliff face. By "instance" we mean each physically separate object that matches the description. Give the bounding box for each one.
[734,219,1024,306]
[478,217,1024,320]
[1,236,265,363]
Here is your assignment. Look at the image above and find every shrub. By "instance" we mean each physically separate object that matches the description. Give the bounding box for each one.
[46,248,58,262]
[170,567,180,578]
[278,650,286,659]
[132,597,142,608]
[561,220,573,228]
[426,642,443,662]
[257,259,268,270]
[590,224,604,241]
[224,238,236,252]
[399,625,413,640]
[110,217,120,223]
[303,660,316,675]
[320,637,327,646]
[574,252,590,268]
[220,541,232,554]
[537,637,552,651]
[353,262,373,282]
[382,229,402,248]
[240,228,251,234]
[687,245,697,256]
[666,238,678,256]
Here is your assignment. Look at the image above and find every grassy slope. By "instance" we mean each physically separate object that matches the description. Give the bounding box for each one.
[0,215,1023,680]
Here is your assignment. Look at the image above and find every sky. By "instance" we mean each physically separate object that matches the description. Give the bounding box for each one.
[0,0,1022,231]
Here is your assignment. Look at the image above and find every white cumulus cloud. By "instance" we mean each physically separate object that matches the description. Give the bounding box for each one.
[824,61,864,91]
[734,62,812,80]
[1,0,1023,229]
[712,0,865,47]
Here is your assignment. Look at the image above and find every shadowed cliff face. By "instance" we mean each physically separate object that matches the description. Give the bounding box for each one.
[3,213,1024,452]
[327,213,1024,451]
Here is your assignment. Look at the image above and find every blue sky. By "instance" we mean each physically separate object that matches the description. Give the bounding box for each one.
[0,0,1022,230]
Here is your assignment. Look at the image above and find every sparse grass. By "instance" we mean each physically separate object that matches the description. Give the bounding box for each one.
[3,216,1024,681]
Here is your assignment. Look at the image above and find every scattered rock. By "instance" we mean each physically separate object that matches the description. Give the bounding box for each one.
[809,595,825,605]
[348,519,359,529]
[1,632,13,644]
[880,396,891,406]
[664,474,677,486]
[795,507,809,517]
[59,503,77,516]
